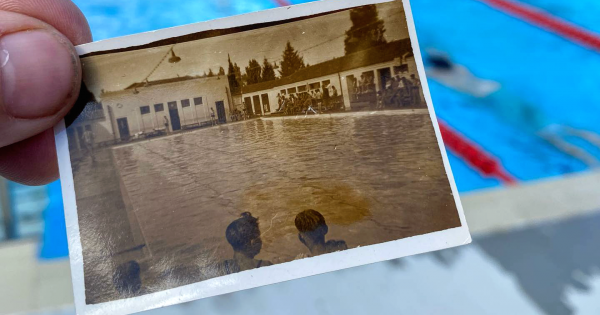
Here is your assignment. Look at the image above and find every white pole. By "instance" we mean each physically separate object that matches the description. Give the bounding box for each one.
[204,95,209,122]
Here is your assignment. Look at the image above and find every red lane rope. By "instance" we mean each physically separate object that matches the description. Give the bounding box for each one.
[273,0,292,7]
[438,121,517,185]
[477,0,600,52]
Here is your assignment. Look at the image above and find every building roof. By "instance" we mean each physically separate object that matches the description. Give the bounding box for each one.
[125,75,221,90]
[242,39,413,95]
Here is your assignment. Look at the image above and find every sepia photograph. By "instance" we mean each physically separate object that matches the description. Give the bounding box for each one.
[55,0,468,313]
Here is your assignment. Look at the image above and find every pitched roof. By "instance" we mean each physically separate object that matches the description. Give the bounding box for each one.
[125,75,222,90]
[242,39,413,94]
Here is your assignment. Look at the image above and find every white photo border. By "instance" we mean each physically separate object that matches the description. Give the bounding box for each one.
[55,0,471,314]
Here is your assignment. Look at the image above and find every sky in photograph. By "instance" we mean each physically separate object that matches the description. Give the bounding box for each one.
[83,2,409,96]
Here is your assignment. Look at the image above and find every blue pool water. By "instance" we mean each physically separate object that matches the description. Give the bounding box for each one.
[411,0,600,186]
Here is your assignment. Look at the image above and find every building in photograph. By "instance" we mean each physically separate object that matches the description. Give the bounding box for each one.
[241,39,423,115]
[68,75,232,150]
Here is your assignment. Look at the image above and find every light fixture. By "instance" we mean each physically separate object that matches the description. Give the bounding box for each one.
[168,49,181,63]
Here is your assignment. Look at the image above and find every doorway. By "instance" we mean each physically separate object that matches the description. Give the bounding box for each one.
[252,95,262,115]
[244,97,252,114]
[116,118,130,141]
[168,102,181,131]
[378,67,392,91]
[215,101,227,124]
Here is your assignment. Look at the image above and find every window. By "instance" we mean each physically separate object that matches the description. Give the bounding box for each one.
[280,90,286,95]
[168,101,177,110]
[194,97,203,105]
[84,125,92,131]
[140,106,150,115]
[85,102,105,120]
[261,94,270,113]
[287,87,297,94]
[154,103,164,112]
[362,71,375,83]
[309,82,321,90]
[394,64,409,74]
[181,99,191,108]
[297,85,307,92]
[89,102,103,112]
[322,80,331,88]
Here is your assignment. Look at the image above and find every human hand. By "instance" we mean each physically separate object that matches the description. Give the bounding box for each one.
[0,0,91,185]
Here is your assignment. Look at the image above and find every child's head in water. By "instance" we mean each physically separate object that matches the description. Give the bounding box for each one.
[113,260,142,296]
[226,212,262,258]
[295,209,328,247]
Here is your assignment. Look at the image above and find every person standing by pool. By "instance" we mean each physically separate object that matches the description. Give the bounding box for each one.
[210,108,217,125]
[304,93,318,115]
[163,116,170,134]
[82,128,95,162]
[323,86,331,110]
[315,89,323,112]
[425,52,600,167]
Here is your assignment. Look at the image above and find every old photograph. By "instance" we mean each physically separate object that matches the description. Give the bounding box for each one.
[57,0,466,310]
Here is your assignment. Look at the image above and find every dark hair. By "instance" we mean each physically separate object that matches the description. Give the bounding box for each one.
[427,55,453,70]
[113,261,142,295]
[226,212,260,251]
[295,209,328,238]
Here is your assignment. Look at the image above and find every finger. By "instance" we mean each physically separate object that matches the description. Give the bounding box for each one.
[0,10,81,148]
[0,129,58,185]
[0,0,92,45]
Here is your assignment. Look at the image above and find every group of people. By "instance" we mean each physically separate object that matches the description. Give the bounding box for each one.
[112,209,346,296]
[276,85,342,115]
[350,73,376,96]
[347,72,424,109]
[376,74,423,109]
[229,109,247,122]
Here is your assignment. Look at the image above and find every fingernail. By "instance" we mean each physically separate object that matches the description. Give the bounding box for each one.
[1,30,78,119]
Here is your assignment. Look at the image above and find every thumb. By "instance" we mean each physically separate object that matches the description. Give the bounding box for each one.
[0,10,81,148]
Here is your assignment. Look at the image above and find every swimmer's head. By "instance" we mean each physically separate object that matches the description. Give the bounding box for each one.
[226,212,262,257]
[426,54,453,70]
[295,209,328,246]
[113,260,142,295]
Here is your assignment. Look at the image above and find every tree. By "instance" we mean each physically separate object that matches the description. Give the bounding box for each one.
[261,57,277,82]
[218,66,225,76]
[344,5,386,55]
[244,59,262,85]
[234,63,243,85]
[207,68,215,77]
[227,55,243,92]
[279,41,305,78]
